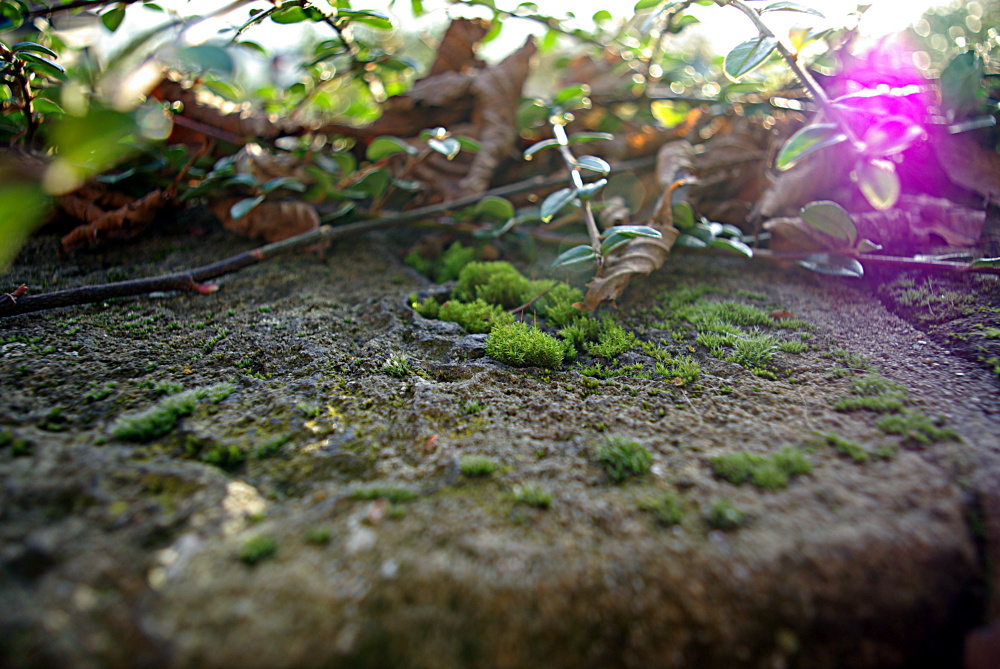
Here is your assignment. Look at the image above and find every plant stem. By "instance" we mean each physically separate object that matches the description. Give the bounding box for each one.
[552,122,604,265]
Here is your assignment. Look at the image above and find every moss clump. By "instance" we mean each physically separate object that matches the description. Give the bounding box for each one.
[706,498,746,530]
[559,317,603,351]
[351,485,417,503]
[537,283,584,327]
[511,483,551,508]
[486,322,564,369]
[405,241,478,283]
[876,411,959,445]
[112,390,200,442]
[382,355,414,377]
[240,535,277,565]
[201,442,247,470]
[834,374,909,413]
[678,300,774,330]
[585,320,638,359]
[439,299,515,334]
[460,454,499,477]
[305,527,331,545]
[727,333,778,369]
[454,261,533,308]
[655,355,700,386]
[709,446,811,490]
[598,436,652,483]
[641,492,683,525]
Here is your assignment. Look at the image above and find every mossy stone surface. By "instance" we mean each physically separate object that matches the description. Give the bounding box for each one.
[0,225,998,669]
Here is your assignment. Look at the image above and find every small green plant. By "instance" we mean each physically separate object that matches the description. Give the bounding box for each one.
[641,492,684,525]
[876,411,959,445]
[585,320,637,359]
[706,498,746,531]
[255,434,292,459]
[439,299,515,334]
[382,354,414,377]
[778,340,807,354]
[833,374,909,413]
[709,446,811,490]
[655,355,700,386]
[727,333,778,369]
[598,436,652,483]
[351,485,417,503]
[817,432,869,463]
[405,241,477,283]
[112,390,199,442]
[460,454,498,477]
[84,382,117,402]
[297,402,322,418]
[240,535,277,565]
[202,442,247,470]
[537,283,584,327]
[486,322,564,369]
[454,261,533,309]
[511,483,552,508]
[305,526,332,545]
[461,400,485,415]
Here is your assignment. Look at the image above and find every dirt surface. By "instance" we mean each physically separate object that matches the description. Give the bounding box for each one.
[2,217,999,669]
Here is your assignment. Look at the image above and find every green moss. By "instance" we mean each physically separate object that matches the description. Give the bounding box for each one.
[817,432,869,462]
[833,374,908,413]
[876,411,959,445]
[305,526,331,545]
[679,300,774,330]
[460,454,499,477]
[823,348,875,374]
[382,355,414,377]
[537,283,584,327]
[411,295,440,319]
[351,485,417,503]
[439,299,514,334]
[255,434,291,459]
[112,389,201,442]
[559,317,602,352]
[709,446,811,490]
[406,241,478,283]
[641,492,684,525]
[728,333,778,368]
[598,436,652,483]
[778,340,807,354]
[486,322,564,369]
[655,355,700,386]
[585,320,637,359]
[454,261,533,309]
[202,442,247,470]
[706,498,746,530]
[461,400,485,415]
[240,535,277,565]
[511,483,551,508]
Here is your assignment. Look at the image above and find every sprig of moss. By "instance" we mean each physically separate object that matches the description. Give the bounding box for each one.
[598,436,652,483]
[875,411,959,445]
[709,446,811,490]
[486,322,564,369]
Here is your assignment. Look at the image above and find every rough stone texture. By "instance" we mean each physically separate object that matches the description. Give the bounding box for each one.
[0,222,998,668]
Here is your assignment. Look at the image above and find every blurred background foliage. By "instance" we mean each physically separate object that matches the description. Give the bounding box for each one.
[0,0,997,271]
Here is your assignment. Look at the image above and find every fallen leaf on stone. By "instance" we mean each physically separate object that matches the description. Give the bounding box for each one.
[61,188,173,252]
[209,198,319,243]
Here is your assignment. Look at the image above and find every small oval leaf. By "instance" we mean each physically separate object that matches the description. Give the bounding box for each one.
[724,35,778,82]
[672,202,695,230]
[551,244,597,269]
[12,42,58,58]
[675,233,709,249]
[853,158,900,211]
[475,195,516,221]
[710,237,754,258]
[576,178,607,201]
[861,116,926,156]
[798,253,864,278]
[601,225,662,239]
[800,200,857,246]
[776,123,849,171]
[523,138,559,160]
[567,131,614,145]
[540,187,578,222]
[428,137,461,160]
[576,155,611,175]
[230,195,265,220]
[761,2,824,17]
[367,136,416,161]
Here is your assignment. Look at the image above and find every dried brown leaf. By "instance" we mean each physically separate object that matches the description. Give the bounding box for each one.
[427,18,489,77]
[575,140,691,310]
[60,189,171,252]
[933,130,1000,202]
[210,199,319,244]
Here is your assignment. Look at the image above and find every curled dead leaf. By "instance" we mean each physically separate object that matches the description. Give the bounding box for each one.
[210,198,320,244]
[60,189,172,252]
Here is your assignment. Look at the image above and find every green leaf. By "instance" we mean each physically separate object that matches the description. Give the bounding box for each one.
[710,237,753,258]
[411,0,425,16]
[554,83,591,111]
[101,5,127,32]
[800,200,856,247]
[576,179,607,202]
[551,245,596,269]
[687,224,715,245]
[178,45,234,76]
[861,116,926,156]
[367,136,417,161]
[853,158,900,211]
[776,123,848,171]
[675,233,708,249]
[540,187,578,223]
[970,257,1000,268]
[354,169,390,198]
[475,195,515,221]
[576,155,611,174]
[223,174,258,188]
[718,223,745,239]
[601,225,661,239]
[797,253,863,278]
[567,131,614,145]
[634,0,663,10]
[17,52,66,81]
[31,97,64,116]
[671,202,695,230]
[523,138,559,160]
[761,2,824,17]
[724,35,778,82]
[12,42,58,58]
[261,177,306,193]
[0,2,25,30]
[230,196,265,220]
[338,9,393,29]
[940,51,984,121]
[600,232,634,255]
[428,137,461,160]
[456,136,481,153]
[272,6,312,23]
